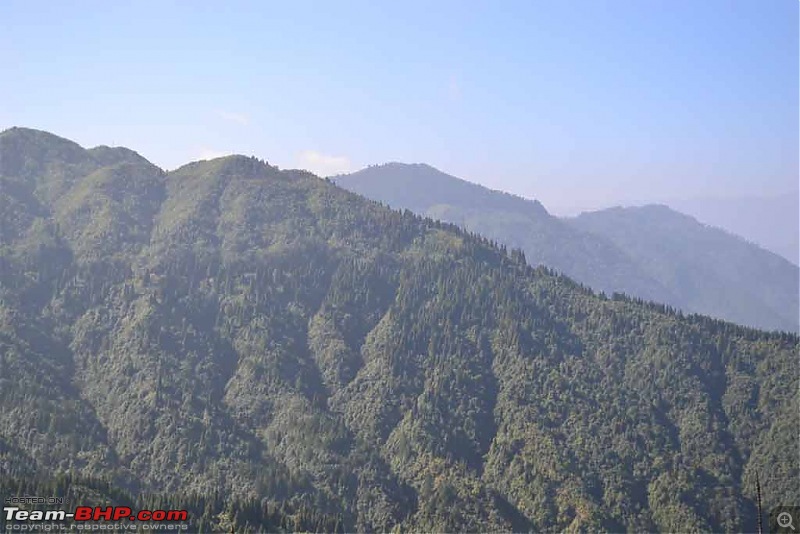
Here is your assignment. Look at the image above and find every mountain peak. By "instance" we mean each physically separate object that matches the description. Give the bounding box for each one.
[577,203,703,227]
[0,127,97,184]
[171,154,279,181]
[88,145,157,169]
[1,125,73,139]
[0,126,88,160]
[336,162,548,216]
[0,127,166,188]
[381,161,437,170]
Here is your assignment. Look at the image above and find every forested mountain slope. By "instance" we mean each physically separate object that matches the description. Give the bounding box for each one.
[335,163,798,332]
[334,163,678,307]
[1,127,797,532]
[569,205,799,332]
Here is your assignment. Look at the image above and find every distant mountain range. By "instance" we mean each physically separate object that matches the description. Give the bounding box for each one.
[669,193,799,266]
[2,127,797,532]
[568,205,799,333]
[335,163,799,332]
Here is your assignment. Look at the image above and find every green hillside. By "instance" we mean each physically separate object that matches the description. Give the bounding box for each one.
[1,128,797,532]
[334,163,679,307]
[335,163,798,332]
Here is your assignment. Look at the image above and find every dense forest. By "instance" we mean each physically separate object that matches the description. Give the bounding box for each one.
[1,127,797,532]
[0,473,343,532]
[336,163,799,332]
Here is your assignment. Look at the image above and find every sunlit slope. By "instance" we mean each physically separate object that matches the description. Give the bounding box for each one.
[0,127,797,532]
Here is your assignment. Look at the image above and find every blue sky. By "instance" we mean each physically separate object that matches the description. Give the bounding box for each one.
[1,0,797,212]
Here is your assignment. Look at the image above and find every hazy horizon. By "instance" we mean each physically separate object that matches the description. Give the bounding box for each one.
[336,158,800,265]
[2,0,796,260]
[6,122,799,263]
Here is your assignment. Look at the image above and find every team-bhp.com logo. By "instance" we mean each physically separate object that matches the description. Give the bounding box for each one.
[4,506,189,531]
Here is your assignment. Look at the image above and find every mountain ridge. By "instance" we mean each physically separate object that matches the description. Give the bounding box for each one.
[568,204,799,332]
[1,127,797,532]
[669,193,799,265]
[336,162,798,332]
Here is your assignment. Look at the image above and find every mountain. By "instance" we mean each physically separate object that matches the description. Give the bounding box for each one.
[669,193,799,266]
[334,163,678,304]
[568,205,799,333]
[335,163,799,332]
[1,128,798,532]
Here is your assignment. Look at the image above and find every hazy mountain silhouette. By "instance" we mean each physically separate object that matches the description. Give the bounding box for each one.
[336,163,798,332]
[669,193,799,266]
[568,205,799,332]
